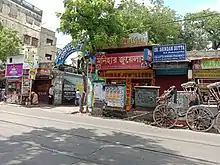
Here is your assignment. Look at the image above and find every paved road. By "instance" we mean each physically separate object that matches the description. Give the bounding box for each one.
[0,104,220,165]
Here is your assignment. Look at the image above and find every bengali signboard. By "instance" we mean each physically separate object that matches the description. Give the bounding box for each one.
[153,44,186,62]
[96,52,151,70]
[193,59,220,70]
[104,85,125,108]
[93,82,105,108]
[5,63,23,77]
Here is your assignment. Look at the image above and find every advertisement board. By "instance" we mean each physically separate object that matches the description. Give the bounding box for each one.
[5,63,23,77]
[153,44,186,62]
[104,85,125,108]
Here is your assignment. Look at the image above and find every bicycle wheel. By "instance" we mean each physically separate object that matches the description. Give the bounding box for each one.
[153,104,178,129]
[186,105,214,132]
[215,112,220,133]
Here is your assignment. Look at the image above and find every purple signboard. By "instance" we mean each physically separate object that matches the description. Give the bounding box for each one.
[6,63,23,77]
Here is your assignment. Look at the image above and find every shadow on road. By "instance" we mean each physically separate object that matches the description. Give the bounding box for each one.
[0,126,215,165]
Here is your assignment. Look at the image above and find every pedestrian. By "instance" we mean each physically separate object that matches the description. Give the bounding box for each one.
[75,89,81,106]
[31,91,39,105]
[48,85,54,105]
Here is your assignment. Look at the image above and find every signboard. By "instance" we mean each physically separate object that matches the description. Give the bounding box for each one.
[96,52,150,70]
[104,85,125,108]
[193,59,220,70]
[29,68,37,80]
[62,79,76,105]
[135,86,160,108]
[193,70,220,78]
[153,44,186,62]
[5,63,23,77]
[153,62,188,69]
[21,75,30,95]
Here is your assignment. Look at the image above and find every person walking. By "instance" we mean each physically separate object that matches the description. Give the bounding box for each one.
[75,89,81,106]
[48,85,54,105]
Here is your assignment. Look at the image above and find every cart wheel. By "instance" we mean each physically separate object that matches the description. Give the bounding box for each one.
[186,105,214,132]
[215,112,220,133]
[153,104,178,129]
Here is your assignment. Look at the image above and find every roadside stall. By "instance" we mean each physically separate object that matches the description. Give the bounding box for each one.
[5,63,23,104]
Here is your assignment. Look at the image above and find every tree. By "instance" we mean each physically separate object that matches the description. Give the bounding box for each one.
[0,24,21,62]
[182,9,220,50]
[57,0,137,112]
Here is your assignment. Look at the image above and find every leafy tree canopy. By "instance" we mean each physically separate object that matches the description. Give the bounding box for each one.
[0,24,21,62]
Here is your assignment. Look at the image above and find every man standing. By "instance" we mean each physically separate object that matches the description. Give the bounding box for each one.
[48,85,54,105]
[75,89,81,106]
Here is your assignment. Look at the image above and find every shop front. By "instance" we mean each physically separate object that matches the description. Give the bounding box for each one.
[96,50,153,110]
[32,62,53,103]
[192,58,220,101]
[152,44,188,95]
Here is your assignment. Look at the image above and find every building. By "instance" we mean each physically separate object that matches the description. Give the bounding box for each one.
[0,0,57,62]
[39,27,57,62]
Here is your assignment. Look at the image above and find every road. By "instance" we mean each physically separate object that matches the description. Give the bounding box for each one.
[0,104,220,165]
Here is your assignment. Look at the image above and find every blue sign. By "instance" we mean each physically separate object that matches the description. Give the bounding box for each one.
[153,44,186,62]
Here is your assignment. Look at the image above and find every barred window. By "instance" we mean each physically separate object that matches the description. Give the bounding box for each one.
[8,6,18,19]
[31,37,39,47]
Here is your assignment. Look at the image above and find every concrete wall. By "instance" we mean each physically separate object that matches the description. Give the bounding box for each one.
[39,27,57,62]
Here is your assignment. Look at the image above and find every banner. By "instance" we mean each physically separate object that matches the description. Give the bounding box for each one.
[5,63,23,77]
[96,52,151,70]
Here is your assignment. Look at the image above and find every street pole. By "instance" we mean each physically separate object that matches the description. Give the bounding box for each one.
[86,60,89,113]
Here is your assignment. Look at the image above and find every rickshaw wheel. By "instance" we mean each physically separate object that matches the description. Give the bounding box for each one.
[186,105,214,132]
[215,113,220,133]
[153,104,178,129]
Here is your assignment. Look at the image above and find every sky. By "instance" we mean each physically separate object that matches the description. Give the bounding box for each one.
[27,0,220,49]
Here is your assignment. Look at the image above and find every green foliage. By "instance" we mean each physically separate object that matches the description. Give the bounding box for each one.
[57,0,130,54]
[0,24,21,62]
[182,10,220,50]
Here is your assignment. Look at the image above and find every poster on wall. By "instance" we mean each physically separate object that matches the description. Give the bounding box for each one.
[5,64,23,77]
[104,85,125,108]
[93,82,105,108]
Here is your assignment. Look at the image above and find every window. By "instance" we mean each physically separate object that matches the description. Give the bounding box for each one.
[45,54,52,61]
[9,6,18,19]
[31,37,39,47]
[26,15,33,25]
[46,39,53,45]
[0,3,2,13]
[23,35,31,45]
[9,58,13,63]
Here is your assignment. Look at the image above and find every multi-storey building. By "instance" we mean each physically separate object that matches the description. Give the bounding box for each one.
[0,0,57,63]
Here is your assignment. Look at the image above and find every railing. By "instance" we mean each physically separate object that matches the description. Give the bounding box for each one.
[10,0,43,16]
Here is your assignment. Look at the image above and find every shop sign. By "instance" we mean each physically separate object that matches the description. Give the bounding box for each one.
[5,63,23,77]
[193,70,220,78]
[153,44,186,62]
[193,59,220,70]
[96,52,150,70]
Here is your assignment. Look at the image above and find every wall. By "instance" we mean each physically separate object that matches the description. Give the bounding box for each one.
[39,27,57,62]
[7,55,24,64]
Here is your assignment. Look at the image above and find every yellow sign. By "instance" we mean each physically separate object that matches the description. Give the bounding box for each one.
[193,70,220,78]
[29,68,37,80]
